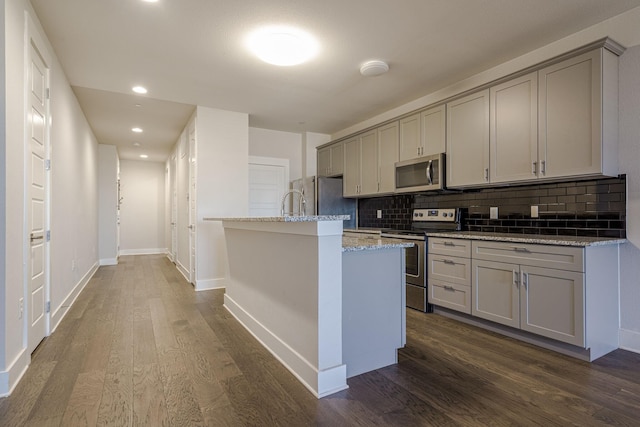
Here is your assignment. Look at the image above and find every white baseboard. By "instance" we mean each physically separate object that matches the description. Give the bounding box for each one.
[619,328,640,354]
[99,257,118,266]
[119,248,166,256]
[195,277,226,291]
[51,262,99,333]
[175,260,190,284]
[0,348,30,397]
[224,294,348,398]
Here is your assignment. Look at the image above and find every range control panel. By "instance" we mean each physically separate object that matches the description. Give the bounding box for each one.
[412,208,459,222]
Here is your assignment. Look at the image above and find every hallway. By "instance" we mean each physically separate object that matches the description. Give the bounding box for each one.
[0,255,639,426]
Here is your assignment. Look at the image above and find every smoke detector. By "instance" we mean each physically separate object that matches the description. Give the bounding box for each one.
[360,60,389,77]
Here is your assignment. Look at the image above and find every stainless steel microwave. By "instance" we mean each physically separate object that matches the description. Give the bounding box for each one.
[395,153,445,193]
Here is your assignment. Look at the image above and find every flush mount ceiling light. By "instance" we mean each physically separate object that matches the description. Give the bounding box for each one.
[133,142,141,147]
[132,86,147,94]
[360,60,389,77]
[246,25,319,66]
[140,154,149,159]
[132,127,143,133]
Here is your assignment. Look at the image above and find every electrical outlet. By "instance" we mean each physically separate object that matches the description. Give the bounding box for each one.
[490,207,499,219]
[19,298,23,319]
[376,210,383,219]
[531,205,539,218]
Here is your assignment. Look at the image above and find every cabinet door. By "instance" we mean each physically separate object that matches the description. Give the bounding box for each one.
[317,147,331,177]
[472,259,520,328]
[399,113,421,161]
[490,72,538,183]
[377,121,399,194]
[447,90,490,188]
[421,104,446,156]
[359,131,378,195]
[343,137,360,197]
[539,49,602,178]
[520,266,585,346]
[329,143,344,176]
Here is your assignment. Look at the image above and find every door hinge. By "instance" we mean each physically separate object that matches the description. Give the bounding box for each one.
[45,301,50,313]
[45,159,51,171]
[46,230,50,242]
[46,88,50,100]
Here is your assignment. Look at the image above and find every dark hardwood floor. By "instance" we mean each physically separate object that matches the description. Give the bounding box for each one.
[1,254,639,426]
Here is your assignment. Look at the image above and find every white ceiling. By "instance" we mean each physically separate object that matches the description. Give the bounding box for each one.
[30,0,640,162]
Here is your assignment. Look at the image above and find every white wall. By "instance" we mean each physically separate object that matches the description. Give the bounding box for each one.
[618,45,640,351]
[195,106,248,290]
[332,7,640,353]
[249,127,303,181]
[119,160,166,254]
[98,144,119,264]
[1,0,100,395]
[304,131,331,177]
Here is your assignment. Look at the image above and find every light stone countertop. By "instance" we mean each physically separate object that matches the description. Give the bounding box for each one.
[203,215,350,222]
[342,236,414,253]
[424,231,626,247]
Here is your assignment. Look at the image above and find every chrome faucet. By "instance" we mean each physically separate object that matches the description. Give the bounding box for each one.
[280,189,307,216]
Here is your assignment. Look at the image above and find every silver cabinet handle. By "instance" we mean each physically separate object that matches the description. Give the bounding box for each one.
[532,161,537,175]
[443,241,455,246]
[443,259,455,265]
[513,270,519,285]
[30,233,43,242]
[512,247,529,253]
[484,168,489,181]
[541,160,546,175]
[444,285,455,291]
[522,271,528,288]
[188,225,194,230]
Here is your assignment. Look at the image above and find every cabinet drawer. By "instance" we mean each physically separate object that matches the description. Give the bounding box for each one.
[428,254,471,286]
[472,241,584,272]
[429,237,471,257]
[429,280,471,314]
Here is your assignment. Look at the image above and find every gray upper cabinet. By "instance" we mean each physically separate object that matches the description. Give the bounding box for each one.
[399,105,446,162]
[539,48,619,179]
[377,121,399,194]
[317,142,344,177]
[490,72,538,183]
[446,90,490,188]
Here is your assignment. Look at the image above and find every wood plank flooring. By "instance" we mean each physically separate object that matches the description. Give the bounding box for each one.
[1,254,639,426]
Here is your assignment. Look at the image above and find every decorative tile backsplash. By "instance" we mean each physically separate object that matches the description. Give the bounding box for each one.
[358,175,626,238]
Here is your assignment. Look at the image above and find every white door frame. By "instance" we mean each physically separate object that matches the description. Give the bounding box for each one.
[24,14,52,352]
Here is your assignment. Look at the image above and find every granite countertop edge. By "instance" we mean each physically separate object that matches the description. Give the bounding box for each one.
[342,237,415,253]
[424,231,626,247]
[203,215,350,222]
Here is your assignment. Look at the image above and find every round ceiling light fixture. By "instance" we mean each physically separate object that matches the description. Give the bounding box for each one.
[360,60,389,77]
[246,25,319,66]
[132,86,147,94]
[132,127,143,133]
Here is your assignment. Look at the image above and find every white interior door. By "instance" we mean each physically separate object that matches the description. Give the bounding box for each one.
[248,157,289,216]
[176,131,190,280]
[188,121,197,284]
[170,151,177,262]
[27,40,50,353]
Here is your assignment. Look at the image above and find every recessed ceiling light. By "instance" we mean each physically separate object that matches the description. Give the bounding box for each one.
[140,154,149,159]
[141,0,158,3]
[132,127,143,133]
[132,86,147,94]
[246,25,319,66]
[133,142,141,147]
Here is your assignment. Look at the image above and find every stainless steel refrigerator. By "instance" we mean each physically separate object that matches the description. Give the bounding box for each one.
[291,176,357,229]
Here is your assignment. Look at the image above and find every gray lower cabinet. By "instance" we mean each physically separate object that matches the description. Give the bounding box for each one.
[470,240,619,355]
[428,237,472,314]
[472,258,585,346]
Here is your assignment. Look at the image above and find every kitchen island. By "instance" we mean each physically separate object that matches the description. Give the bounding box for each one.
[204,216,412,398]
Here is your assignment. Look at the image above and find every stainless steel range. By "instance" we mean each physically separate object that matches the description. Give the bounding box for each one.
[382,208,462,312]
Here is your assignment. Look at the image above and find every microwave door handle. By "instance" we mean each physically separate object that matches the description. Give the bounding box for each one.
[426,160,433,185]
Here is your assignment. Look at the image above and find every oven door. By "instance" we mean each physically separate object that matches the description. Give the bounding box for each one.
[404,240,427,312]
